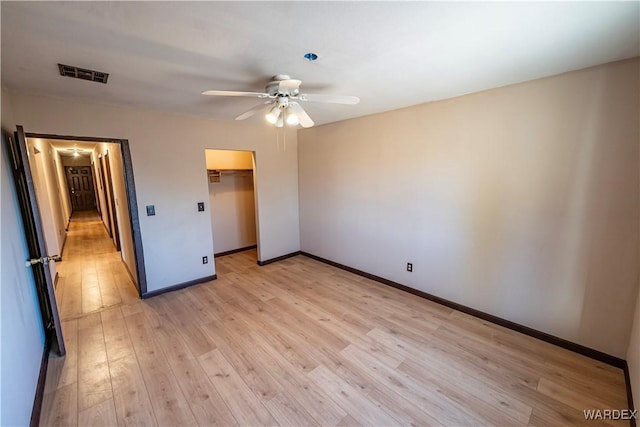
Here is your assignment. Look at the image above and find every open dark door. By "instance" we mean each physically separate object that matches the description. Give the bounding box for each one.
[5,126,65,356]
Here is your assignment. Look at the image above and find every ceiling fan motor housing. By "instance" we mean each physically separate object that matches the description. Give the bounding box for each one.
[266,75,300,97]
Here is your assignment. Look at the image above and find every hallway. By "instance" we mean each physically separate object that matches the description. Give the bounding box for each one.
[54,211,139,319]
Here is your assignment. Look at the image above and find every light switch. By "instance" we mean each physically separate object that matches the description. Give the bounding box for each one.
[197,202,205,212]
[146,205,155,216]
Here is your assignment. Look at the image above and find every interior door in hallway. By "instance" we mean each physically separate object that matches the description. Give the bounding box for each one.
[65,166,97,211]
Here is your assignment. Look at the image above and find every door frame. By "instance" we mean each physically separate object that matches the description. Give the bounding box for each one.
[103,151,121,251]
[91,160,101,218]
[25,131,148,296]
[96,156,112,237]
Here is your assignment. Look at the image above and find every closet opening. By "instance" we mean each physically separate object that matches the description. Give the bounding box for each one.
[205,149,259,268]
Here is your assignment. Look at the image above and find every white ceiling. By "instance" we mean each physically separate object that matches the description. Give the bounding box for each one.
[2,2,639,127]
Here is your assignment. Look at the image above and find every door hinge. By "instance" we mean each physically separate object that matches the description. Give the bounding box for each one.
[25,254,61,267]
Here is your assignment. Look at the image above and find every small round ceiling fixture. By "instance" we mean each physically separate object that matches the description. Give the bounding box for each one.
[303,52,318,61]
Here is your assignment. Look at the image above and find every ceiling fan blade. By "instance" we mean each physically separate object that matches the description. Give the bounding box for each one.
[235,101,272,121]
[297,93,360,105]
[202,90,268,98]
[289,102,314,128]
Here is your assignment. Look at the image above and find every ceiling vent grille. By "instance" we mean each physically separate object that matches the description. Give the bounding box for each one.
[58,63,109,84]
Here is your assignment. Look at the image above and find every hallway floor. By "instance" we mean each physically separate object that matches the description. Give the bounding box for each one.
[39,212,630,426]
[41,211,140,425]
[55,211,139,319]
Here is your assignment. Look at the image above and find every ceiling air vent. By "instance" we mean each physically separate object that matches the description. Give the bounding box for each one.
[58,63,109,84]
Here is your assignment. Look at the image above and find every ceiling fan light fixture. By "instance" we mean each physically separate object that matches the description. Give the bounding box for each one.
[203,74,358,129]
[265,105,281,124]
[285,105,299,125]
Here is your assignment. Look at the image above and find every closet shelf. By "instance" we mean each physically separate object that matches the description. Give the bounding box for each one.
[207,169,253,183]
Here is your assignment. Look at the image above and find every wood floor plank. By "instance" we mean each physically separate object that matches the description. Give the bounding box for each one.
[199,348,277,426]
[245,330,349,426]
[338,343,485,426]
[541,360,627,409]
[253,298,380,395]
[263,392,317,426]
[367,326,534,424]
[40,383,77,427]
[59,319,79,389]
[399,358,529,425]
[82,268,103,313]
[366,386,441,426]
[96,266,121,308]
[368,325,540,391]
[42,356,65,395]
[78,398,118,427]
[101,306,136,363]
[141,302,238,426]
[109,354,158,426]
[60,269,82,319]
[125,312,198,426]
[528,406,613,427]
[536,377,623,416]
[307,364,400,426]
[153,292,216,357]
[203,316,282,402]
[336,414,362,427]
[254,276,405,369]
[77,318,112,411]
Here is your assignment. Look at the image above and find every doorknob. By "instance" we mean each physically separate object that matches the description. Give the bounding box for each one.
[25,254,61,267]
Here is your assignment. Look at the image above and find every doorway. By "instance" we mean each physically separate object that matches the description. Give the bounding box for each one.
[205,149,259,269]
[23,132,148,299]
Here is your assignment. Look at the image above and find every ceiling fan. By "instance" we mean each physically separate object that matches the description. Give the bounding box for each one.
[202,75,360,128]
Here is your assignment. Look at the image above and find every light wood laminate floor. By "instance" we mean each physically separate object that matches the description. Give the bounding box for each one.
[40,212,630,426]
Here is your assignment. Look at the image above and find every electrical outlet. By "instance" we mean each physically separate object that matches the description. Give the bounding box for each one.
[197,202,205,212]
[202,256,209,264]
[407,262,413,272]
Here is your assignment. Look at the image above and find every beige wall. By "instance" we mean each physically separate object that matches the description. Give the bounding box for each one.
[298,58,640,358]
[8,91,300,292]
[94,142,137,282]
